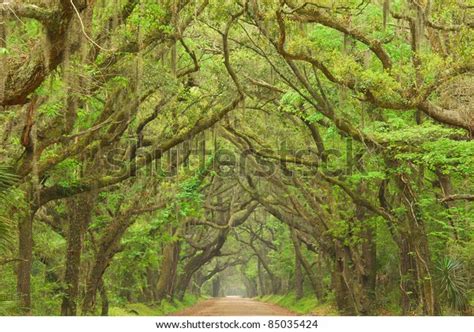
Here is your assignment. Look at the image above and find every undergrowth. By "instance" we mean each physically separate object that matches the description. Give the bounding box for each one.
[257,293,338,315]
[109,294,201,316]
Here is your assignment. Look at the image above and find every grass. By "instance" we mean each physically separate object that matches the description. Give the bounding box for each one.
[109,294,201,316]
[257,292,339,315]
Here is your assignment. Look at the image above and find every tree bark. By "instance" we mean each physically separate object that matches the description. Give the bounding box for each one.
[241,267,257,298]
[98,277,109,316]
[212,275,221,297]
[359,225,377,315]
[257,259,266,296]
[291,231,324,300]
[17,209,34,314]
[332,247,356,315]
[175,230,228,300]
[145,267,159,302]
[155,239,180,301]
[81,217,131,314]
[355,197,377,315]
[61,193,94,316]
[395,175,440,315]
[293,241,304,300]
[399,236,419,314]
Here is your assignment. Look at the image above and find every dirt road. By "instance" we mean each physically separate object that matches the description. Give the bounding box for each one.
[172,296,296,316]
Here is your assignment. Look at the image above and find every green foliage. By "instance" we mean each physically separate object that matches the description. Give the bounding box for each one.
[0,166,18,254]
[0,216,13,254]
[38,101,62,118]
[258,293,338,315]
[436,257,470,313]
[50,159,82,188]
[0,0,472,318]
[421,139,474,175]
[0,266,18,315]
[0,165,18,198]
[128,0,170,36]
[109,294,200,316]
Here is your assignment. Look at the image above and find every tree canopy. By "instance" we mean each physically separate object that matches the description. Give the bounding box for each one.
[0,0,472,316]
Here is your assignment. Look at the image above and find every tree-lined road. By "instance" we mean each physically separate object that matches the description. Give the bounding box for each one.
[173,297,295,316]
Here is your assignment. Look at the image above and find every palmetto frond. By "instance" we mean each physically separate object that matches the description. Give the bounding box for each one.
[436,257,470,313]
[0,165,18,254]
[0,165,18,197]
[0,216,14,254]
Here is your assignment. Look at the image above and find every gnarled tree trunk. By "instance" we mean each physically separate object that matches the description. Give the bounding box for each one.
[17,208,34,314]
[81,216,132,314]
[61,192,94,316]
[155,239,180,302]
[291,231,325,300]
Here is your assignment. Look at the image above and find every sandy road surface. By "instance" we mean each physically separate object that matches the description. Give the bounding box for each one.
[172,296,296,316]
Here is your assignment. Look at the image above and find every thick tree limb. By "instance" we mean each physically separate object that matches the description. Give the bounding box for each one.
[0,2,54,23]
[440,194,474,203]
[282,2,392,69]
